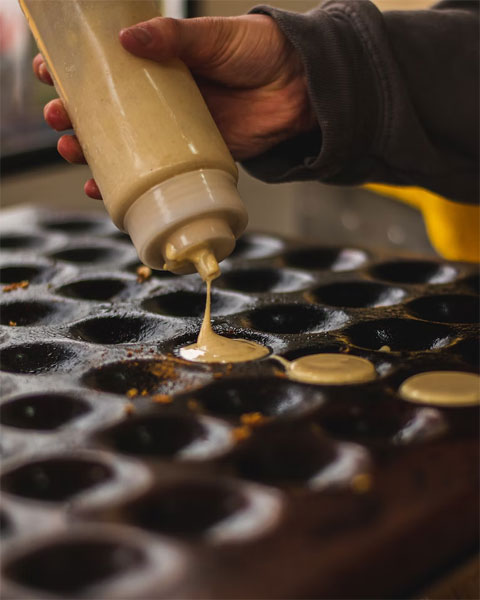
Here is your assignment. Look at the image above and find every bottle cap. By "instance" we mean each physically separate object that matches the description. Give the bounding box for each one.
[124,169,248,276]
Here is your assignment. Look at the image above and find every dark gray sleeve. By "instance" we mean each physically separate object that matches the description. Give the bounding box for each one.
[242,0,479,204]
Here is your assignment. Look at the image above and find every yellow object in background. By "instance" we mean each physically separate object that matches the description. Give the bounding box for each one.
[366,184,480,263]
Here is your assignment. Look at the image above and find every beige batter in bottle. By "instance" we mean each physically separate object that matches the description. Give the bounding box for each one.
[20,0,247,279]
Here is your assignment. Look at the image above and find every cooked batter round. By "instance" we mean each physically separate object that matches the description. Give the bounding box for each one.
[399,371,480,407]
[272,353,377,385]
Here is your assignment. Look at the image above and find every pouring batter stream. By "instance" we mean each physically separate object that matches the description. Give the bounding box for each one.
[179,278,270,363]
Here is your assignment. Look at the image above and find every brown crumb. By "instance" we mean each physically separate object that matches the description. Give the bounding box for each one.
[187,399,201,412]
[126,388,138,399]
[149,361,178,381]
[3,280,29,292]
[140,389,149,396]
[232,426,251,442]
[8,321,17,327]
[240,412,268,427]
[136,265,152,283]
[213,372,223,379]
[124,403,135,416]
[351,473,372,494]
[152,394,172,404]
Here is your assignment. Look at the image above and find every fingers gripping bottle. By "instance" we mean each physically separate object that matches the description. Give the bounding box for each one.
[19,0,247,280]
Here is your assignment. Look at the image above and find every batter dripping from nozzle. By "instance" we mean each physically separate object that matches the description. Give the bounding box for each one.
[179,248,377,382]
[20,0,374,372]
[179,248,269,364]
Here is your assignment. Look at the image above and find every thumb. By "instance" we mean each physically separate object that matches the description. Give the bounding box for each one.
[119,16,236,71]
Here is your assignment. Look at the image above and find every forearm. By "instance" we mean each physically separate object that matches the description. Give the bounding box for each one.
[243,0,479,204]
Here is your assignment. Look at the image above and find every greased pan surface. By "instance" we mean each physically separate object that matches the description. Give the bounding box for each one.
[1,206,478,599]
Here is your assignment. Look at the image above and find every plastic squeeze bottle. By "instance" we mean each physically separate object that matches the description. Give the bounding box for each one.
[19,0,247,280]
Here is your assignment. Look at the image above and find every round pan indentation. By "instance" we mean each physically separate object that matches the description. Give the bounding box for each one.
[406,294,480,324]
[1,457,112,502]
[234,424,336,485]
[98,413,230,460]
[217,267,313,293]
[316,390,416,442]
[344,318,454,352]
[110,230,132,243]
[69,315,161,345]
[3,537,145,595]
[121,480,252,540]
[370,260,457,284]
[193,377,324,417]
[50,246,117,264]
[244,304,348,334]
[0,234,43,250]
[164,328,274,360]
[41,217,102,233]
[57,278,128,301]
[277,345,396,379]
[83,359,209,396]
[0,343,75,374]
[229,233,284,260]
[0,510,11,537]
[142,289,246,318]
[448,338,479,369]
[387,363,479,437]
[284,247,368,271]
[0,301,56,326]
[0,265,46,285]
[280,342,347,361]
[312,281,406,308]
[0,393,89,430]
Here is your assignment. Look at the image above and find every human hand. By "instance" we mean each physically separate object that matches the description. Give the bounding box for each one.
[34,14,315,199]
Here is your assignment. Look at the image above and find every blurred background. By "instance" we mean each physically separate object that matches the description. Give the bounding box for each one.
[1,0,435,256]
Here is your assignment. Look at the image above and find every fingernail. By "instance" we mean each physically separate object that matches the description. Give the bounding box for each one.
[128,26,152,45]
[39,62,48,81]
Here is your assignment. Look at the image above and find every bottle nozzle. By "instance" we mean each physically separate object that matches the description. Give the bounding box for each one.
[124,169,247,276]
[163,243,220,281]
[191,248,220,281]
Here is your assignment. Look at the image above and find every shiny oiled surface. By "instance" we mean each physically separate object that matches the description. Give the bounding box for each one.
[1,208,478,600]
